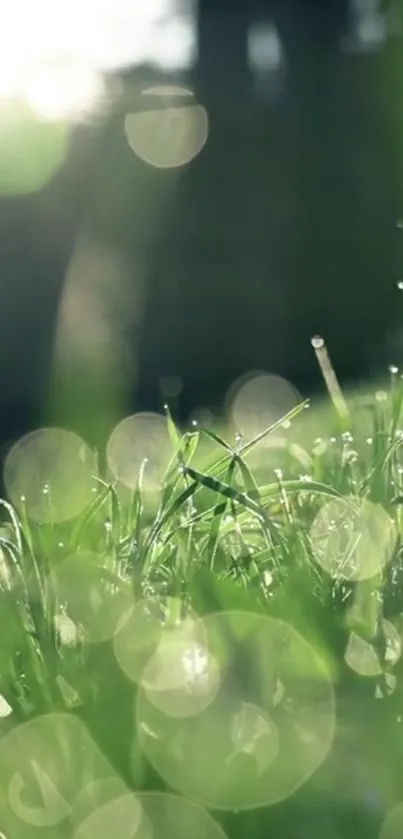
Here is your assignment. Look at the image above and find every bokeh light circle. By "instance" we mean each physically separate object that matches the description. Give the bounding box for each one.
[137,610,335,810]
[4,427,96,523]
[52,551,133,644]
[113,599,206,687]
[345,620,401,677]
[73,785,228,839]
[124,86,208,169]
[227,372,300,441]
[141,637,220,718]
[310,496,395,581]
[106,412,172,491]
[74,791,143,839]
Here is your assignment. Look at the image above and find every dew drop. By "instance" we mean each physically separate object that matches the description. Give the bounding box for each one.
[389,365,399,375]
[311,335,324,349]
[397,280,403,290]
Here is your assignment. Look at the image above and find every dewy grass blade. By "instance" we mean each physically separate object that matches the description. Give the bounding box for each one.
[164,402,182,454]
[69,479,111,550]
[206,457,236,571]
[0,499,23,556]
[184,465,267,520]
[202,400,309,481]
[142,481,199,573]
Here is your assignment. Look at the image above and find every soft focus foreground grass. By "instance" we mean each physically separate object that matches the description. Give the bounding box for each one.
[2,382,403,836]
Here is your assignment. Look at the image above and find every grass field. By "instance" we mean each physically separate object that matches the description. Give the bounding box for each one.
[1,364,403,838]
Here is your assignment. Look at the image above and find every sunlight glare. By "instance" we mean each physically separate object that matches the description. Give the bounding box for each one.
[24,63,105,122]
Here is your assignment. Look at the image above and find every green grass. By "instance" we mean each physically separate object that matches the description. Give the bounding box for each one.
[1,376,403,831]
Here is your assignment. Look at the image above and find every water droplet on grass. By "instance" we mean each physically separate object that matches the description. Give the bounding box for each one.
[397,281,403,290]
[311,335,324,349]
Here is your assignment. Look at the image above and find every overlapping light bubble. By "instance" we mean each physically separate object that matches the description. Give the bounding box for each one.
[0,100,69,195]
[227,372,301,442]
[106,412,172,491]
[0,714,117,836]
[141,637,220,718]
[74,792,143,839]
[72,785,228,839]
[52,552,133,644]
[113,599,206,687]
[345,620,401,677]
[380,802,403,839]
[124,86,208,169]
[137,610,335,810]
[4,428,96,523]
[137,792,229,839]
[309,495,395,581]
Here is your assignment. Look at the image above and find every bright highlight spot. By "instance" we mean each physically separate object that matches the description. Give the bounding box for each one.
[142,637,220,718]
[24,62,105,122]
[4,428,96,523]
[114,598,205,686]
[137,611,335,810]
[124,86,208,169]
[0,696,12,718]
[106,412,172,491]
[310,496,395,581]
[0,1,197,96]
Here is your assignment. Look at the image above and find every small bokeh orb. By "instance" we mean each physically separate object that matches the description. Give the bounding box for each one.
[137,610,335,810]
[51,552,133,644]
[309,496,395,581]
[124,86,208,169]
[4,427,96,523]
[106,412,172,491]
[226,372,301,441]
[113,599,206,687]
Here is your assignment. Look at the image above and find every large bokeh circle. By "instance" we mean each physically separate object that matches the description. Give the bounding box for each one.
[136,610,335,810]
[4,427,96,523]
